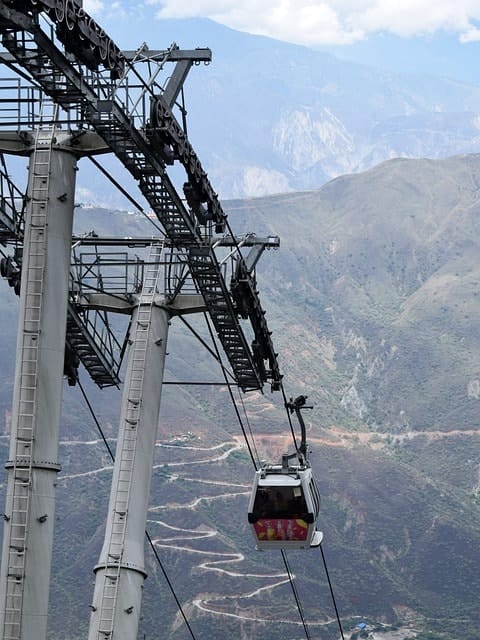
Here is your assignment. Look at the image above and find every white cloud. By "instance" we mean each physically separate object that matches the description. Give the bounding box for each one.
[460,26,480,42]
[144,0,480,46]
[84,0,104,14]
[85,0,150,24]
[350,0,477,36]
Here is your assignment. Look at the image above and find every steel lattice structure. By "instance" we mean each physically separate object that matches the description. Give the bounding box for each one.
[0,0,282,392]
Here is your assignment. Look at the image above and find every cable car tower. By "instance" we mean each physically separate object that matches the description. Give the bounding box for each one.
[0,1,283,639]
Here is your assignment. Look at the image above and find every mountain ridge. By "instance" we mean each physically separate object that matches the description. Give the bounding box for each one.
[1,153,480,639]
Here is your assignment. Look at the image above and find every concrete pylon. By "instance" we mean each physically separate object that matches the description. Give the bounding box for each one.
[88,298,170,640]
[0,129,108,640]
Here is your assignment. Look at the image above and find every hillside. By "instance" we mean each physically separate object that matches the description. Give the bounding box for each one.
[1,154,480,639]
[229,154,480,435]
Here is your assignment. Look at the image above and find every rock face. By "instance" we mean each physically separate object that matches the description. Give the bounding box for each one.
[272,107,355,174]
[70,18,480,206]
[114,18,480,201]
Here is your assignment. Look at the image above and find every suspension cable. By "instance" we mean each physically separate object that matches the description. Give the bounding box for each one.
[202,311,260,468]
[177,316,346,640]
[235,384,261,468]
[281,550,312,639]
[280,381,300,453]
[281,379,346,638]
[77,258,344,640]
[320,545,346,640]
[145,530,198,640]
[177,314,237,384]
[77,378,115,460]
[87,156,166,236]
[199,317,319,640]
[76,377,199,640]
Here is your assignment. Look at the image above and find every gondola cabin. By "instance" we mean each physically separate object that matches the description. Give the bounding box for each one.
[247,461,323,550]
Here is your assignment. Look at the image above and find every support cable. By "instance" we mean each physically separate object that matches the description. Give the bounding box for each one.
[71,176,304,640]
[281,550,312,640]
[75,222,343,640]
[279,383,315,639]
[279,381,300,453]
[235,384,261,469]
[77,378,115,460]
[202,311,260,468]
[202,315,319,640]
[241,373,347,638]
[280,381,346,639]
[76,377,199,640]
[88,156,166,236]
[75,244,335,640]
[144,530,198,640]
[320,545,346,640]
[177,314,237,385]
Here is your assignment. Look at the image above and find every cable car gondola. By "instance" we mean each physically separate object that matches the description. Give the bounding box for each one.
[247,395,323,550]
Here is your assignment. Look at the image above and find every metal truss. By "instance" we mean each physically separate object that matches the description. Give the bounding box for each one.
[0,0,283,391]
[0,161,124,388]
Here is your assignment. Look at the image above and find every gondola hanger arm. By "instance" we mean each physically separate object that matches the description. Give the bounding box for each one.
[285,395,313,462]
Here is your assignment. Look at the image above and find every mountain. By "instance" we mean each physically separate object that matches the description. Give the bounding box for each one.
[72,17,480,203]
[5,17,480,208]
[234,153,480,432]
[1,153,480,639]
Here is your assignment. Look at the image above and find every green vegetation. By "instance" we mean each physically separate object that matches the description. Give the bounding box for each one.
[2,154,480,639]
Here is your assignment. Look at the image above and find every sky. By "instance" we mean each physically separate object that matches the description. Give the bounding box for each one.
[84,0,480,47]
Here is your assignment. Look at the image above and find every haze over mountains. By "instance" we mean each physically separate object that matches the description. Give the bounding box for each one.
[74,17,480,206]
[324,30,480,85]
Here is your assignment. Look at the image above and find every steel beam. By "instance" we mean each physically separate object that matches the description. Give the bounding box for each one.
[88,294,169,639]
[0,130,77,640]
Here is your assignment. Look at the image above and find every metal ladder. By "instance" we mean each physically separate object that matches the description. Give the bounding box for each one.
[188,246,262,391]
[96,242,164,638]
[2,100,58,640]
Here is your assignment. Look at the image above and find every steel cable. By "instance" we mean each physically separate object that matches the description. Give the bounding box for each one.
[202,311,261,468]
[320,544,346,640]
[281,550,313,640]
[77,285,345,640]
[77,377,199,640]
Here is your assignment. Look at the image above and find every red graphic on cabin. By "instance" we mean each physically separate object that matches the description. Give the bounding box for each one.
[254,518,308,541]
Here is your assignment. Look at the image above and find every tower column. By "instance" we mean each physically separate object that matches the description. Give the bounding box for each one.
[88,293,170,640]
[0,131,77,640]
[0,127,108,640]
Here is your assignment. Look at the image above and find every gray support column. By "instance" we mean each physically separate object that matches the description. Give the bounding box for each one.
[88,302,169,640]
[0,133,77,639]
